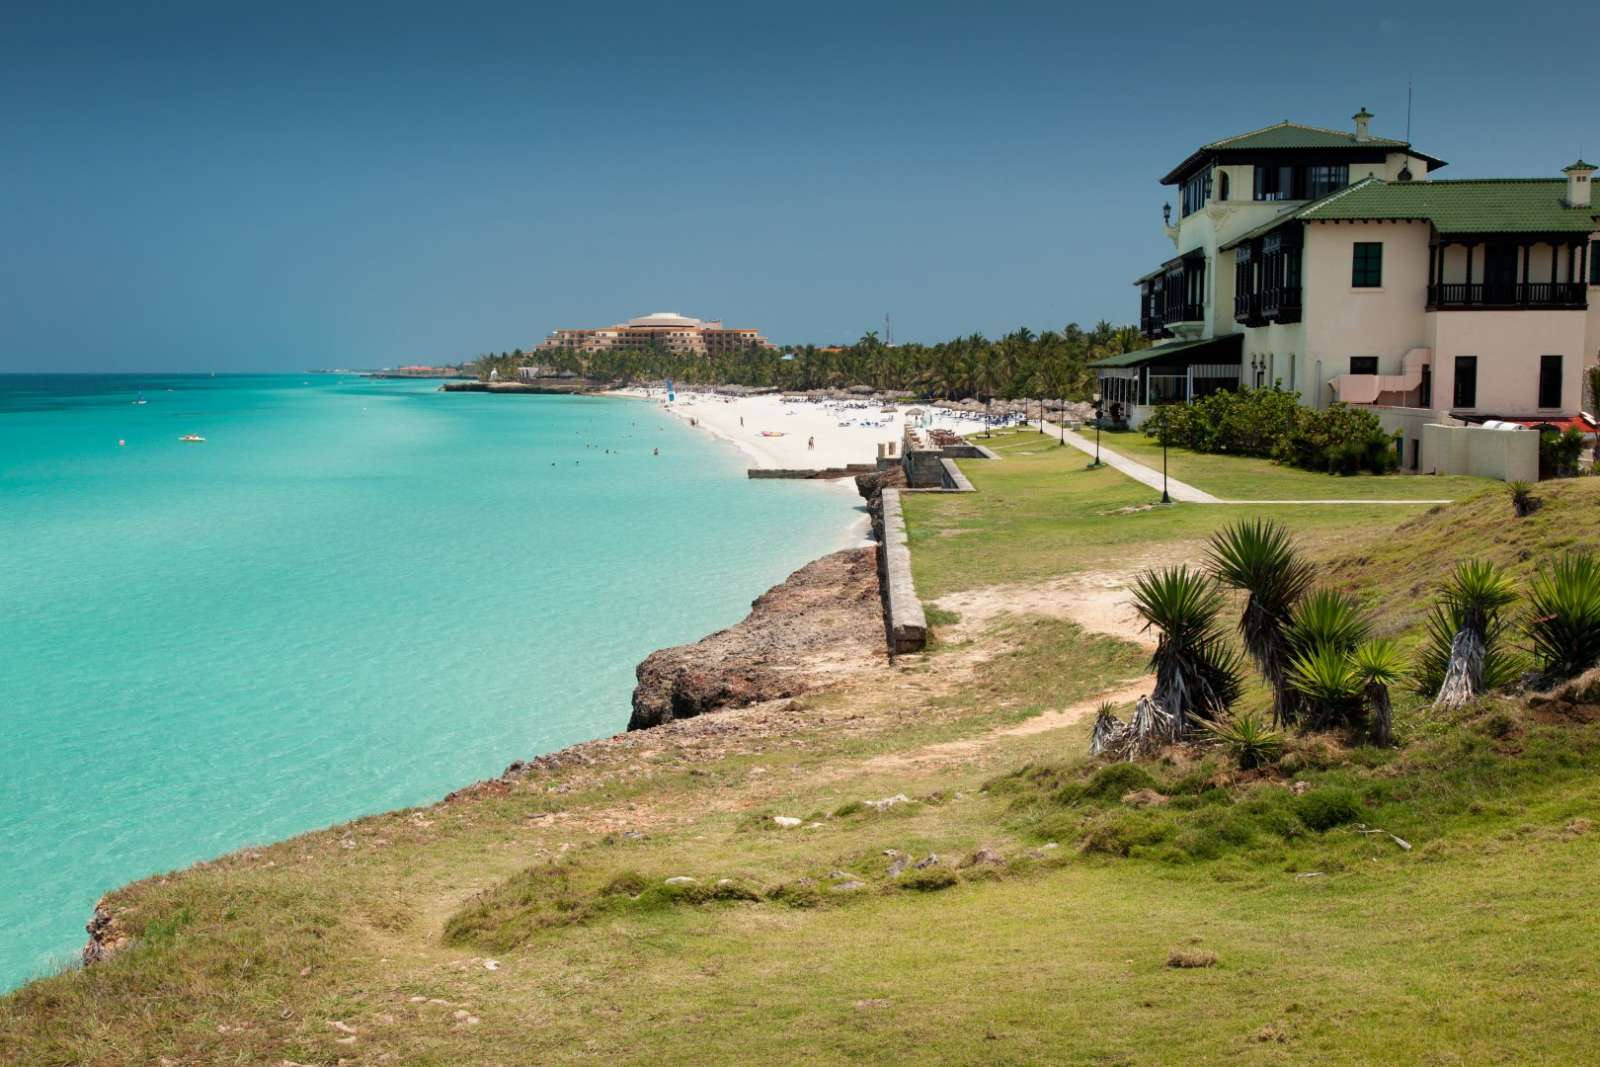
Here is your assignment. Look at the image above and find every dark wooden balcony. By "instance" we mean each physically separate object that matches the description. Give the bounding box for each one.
[1260,287,1302,324]
[1233,292,1264,326]
[1428,282,1587,310]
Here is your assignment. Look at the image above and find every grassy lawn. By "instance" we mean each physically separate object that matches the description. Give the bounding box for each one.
[1097,428,1492,501]
[904,428,1474,598]
[8,431,1600,1066]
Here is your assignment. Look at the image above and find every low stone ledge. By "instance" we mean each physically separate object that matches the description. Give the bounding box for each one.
[878,489,927,654]
[747,465,877,480]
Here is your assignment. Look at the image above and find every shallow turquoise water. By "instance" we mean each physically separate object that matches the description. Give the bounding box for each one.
[0,374,856,989]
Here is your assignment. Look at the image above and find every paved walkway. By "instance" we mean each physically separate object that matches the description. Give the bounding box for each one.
[1044,422,1454,506]
[1056,426,1219,502]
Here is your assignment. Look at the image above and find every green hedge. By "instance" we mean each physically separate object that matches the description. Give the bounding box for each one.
[1145,388,1398,475]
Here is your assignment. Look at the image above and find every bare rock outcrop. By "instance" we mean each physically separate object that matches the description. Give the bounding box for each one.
[82,899,131,967]
[855,466,907,543]
[628,548,884,730]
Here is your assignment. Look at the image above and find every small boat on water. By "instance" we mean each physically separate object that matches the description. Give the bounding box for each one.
[132,394,148,405]
[179,434,206,443]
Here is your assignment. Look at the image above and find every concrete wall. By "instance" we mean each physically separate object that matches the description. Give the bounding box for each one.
[876,490,927,654]
[1421,423,1539,482]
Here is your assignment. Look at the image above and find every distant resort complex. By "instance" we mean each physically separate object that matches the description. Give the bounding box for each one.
[535,311,775,358]
[1097,108,1600,473]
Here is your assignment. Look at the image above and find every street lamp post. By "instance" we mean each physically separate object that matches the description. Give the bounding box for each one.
[1088,392,1102,468]
[1094,393,1103,466]
[1160,405,1172,504]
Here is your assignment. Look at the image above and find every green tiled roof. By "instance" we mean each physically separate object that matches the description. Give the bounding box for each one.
[1204,121,1408,152]
[1297,178,1599,234]
[1089,334,1242,369]
[1564,159,1596,172]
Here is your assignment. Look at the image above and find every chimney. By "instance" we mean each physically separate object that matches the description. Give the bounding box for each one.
[1352,107,1373,142]
[1563,159,1595,208]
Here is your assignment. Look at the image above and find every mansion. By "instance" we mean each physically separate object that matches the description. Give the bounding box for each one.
[536,312,774,358]
[1095,109,1600,471]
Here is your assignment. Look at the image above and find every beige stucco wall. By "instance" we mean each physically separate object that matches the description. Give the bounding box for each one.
[1303,220,1433,386]
[1427,310,1589,416]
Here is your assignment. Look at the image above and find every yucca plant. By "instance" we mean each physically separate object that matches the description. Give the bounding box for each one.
[1351,639,1406,746]
[1286,588,1371,661]
[1205,519,1314,727]
[1525,551,1600,680]
[1202,709,1285,770]
[1131,566,1244,737]
[1424,559,1520,708]
[1415,604,1524,696]
[1507,481,1537,518]
[1285,643,1364,730]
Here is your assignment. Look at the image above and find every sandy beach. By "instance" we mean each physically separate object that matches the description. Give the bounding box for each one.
[610,387,1009,471]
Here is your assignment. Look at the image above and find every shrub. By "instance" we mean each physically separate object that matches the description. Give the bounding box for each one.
[1149,391,1397,475]
[1294,788,1362,832]
[1147,387,1304,457]
[1277,403,1399,475]
[1539,428,1584,479]
[1508,481,1538,517]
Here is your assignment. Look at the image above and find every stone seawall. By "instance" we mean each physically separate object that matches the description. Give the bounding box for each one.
[877,489,927,654]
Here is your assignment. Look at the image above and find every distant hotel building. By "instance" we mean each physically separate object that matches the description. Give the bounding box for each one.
[1095,108,1599,467]
[536,312,775,357]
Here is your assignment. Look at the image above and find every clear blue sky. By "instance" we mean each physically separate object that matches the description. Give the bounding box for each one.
[3,1,1595,371]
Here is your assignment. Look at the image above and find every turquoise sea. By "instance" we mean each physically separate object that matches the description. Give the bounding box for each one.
[0,374,856,990]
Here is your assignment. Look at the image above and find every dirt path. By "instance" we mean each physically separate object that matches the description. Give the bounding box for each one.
[931,568,1161,648]
[858,677,1151,774]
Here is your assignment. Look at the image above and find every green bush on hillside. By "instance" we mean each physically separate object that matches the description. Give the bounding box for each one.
[1539,428,1584,479]
[1146,389,1398,475]
[1149,387,1303,457]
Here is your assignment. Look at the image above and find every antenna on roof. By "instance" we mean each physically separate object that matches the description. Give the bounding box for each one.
[1405,76,1414,143]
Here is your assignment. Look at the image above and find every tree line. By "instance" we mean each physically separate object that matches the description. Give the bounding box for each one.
[465,321,1149,402]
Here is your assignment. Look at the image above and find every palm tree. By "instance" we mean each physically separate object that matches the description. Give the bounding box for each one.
[1131,566,1244,738]
[1205,519,1315,726]
[975,343,1002,437]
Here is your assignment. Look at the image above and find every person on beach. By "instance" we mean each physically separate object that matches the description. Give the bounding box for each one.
[808,436,815,451]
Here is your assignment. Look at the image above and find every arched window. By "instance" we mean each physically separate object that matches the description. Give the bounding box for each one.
[1219,172,1230,202]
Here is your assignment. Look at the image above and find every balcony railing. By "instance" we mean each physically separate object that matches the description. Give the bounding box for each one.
[1164,302,1204,324]
[1428,282,1587,310]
